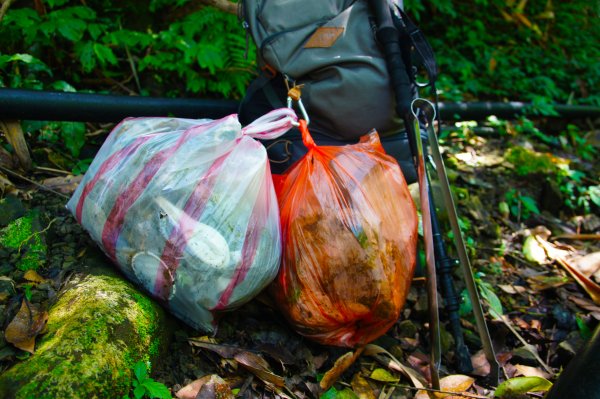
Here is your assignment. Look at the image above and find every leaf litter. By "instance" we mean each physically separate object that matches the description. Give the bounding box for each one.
[0,120,598,398]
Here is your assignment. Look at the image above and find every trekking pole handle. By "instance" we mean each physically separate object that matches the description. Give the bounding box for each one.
[370,0,413,118]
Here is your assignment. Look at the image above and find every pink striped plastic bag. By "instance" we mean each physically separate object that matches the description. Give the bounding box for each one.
[67,109,298,331]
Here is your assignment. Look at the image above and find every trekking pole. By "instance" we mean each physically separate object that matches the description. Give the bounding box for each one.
[413,98,500,384]
[369,0,441,388]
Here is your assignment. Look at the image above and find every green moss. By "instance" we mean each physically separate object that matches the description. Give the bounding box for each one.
[0,261,170,399]
[505,147,562,176]
[0,211,46,271]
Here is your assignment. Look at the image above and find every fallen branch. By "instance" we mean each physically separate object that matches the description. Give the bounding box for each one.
[0,0,15,23]
[394,384,489,399]
[200,0,237,14]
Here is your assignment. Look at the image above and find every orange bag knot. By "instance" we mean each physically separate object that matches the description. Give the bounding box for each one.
[299,119,315,149]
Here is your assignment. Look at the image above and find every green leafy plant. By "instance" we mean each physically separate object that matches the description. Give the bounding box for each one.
[1,1,255,98]
[123,361,171,399]
[504,188,540,221]
[562,123,598,162]
[405,0,600,106]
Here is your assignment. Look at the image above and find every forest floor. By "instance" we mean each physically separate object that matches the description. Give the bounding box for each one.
[0,115,599,398]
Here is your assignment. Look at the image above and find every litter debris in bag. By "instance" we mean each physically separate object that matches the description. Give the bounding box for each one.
[271,120,418,347]
[67,109,298,331]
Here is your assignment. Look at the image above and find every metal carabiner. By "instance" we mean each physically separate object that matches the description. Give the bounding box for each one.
[285,78,310,125]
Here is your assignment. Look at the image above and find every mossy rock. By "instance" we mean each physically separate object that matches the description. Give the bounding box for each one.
[0,250,172,399]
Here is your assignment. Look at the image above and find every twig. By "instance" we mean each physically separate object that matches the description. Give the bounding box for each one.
[553,234,600,241]
[0,165,70,199]
[0,0,16,22]
[200,0,237,14]
[17,218,58,255]
[119,22,142,94]
[392,383,489,399]
[35,166,71,176]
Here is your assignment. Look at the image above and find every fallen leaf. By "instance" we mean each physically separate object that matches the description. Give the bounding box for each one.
[493,376,552,397]
[536,237,600,304]
[363,344,425,389]
[470,350,491,377]
[23,270,47,284]
[497,284,527,295]
[513,364,551,379]
[0,171,15,195]
[414,375,475,399]
[320,347,364,390]
[176,375,212,399]
[527,275,570,291]
[351,373,376,399]
[41,175,84,195]
[188,336,243,358]
[570,252,600,278]
[176,374,234,399]
[369,368,399,383]
[5,299,48,353]
[568,295,600,320]
[523,235,547,264]
[234,351,285,388]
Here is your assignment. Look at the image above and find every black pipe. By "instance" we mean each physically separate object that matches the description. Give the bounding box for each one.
[0,88,599,123]
[0,88,239,122]
[439,101,600,120]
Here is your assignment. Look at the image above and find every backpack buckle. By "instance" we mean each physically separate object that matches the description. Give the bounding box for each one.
[261,64,278,79]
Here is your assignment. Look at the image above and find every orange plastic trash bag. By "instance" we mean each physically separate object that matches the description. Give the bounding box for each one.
[271,120,418,347]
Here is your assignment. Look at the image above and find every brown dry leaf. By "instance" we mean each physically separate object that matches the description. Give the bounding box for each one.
[514,364,551,379]
[176,374,234,399]
[527,275,570,291]
[351,373,376,399]
[5,299,48,353]
[234,351,285,388]
[189,336,243,359]
[470,350,491,377]
[414,374,476,399]
[568,295,600,320]
[0,145,16,169]
[319,347,364,390]
[41,175,84,195]
[498,284,527,295]
[176,375,212,399]
[0,171,15,195]
[535,236,600,304]
[23,270,47,284]
[570,252,600,279]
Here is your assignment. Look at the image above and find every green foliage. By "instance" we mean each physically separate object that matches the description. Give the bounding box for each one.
[20,120,89,174]
[504,188,540,221]
[123,361,171,399]
[0,1,255,98]
[562,124,598,161]
[405,0,600,106]
[494,376,552,397]
[320,386,360,399]
[459,272,504,319]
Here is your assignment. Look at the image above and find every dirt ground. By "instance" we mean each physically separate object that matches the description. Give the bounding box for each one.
[1,117,599,398]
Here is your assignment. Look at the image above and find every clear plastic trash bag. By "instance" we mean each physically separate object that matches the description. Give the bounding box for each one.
[67,109,298,331]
